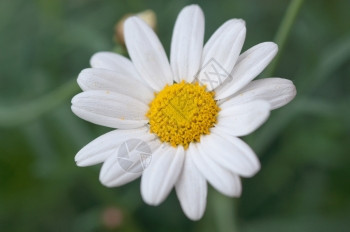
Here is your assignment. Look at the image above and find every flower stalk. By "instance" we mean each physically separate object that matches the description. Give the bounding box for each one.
[264,0,304,77]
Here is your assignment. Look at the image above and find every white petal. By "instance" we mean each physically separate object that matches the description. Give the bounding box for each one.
[217,100,270,137]
[141,145,185,205]
[170,5,204,83]
[197,19,246,90]
[99,139,161,187]
[71,90,148,129]
[100,157,142,187]
[175,153,207,221]
[215,42,278,99]
[222,78,296,110]
[90,51,142,82]
[124,16,173,91]
[189,143,242,197]
[77,68,154,104]
[75,126,153,167]
[201,130,260,177]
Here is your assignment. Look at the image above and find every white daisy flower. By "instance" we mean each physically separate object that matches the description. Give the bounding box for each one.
[71,4,296,220]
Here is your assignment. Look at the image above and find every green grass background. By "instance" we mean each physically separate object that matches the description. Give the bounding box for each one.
[1,0,349,231]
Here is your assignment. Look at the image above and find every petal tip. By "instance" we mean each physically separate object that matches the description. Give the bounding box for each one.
[237,18,246,26]
[124,15,144,29]
[290,82,297,98]
[231,18,246,27]
[74,151,88,167]
[184,208,205,221]
[185,4,201,10]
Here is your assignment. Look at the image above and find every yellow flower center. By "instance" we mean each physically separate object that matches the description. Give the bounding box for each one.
[146,81,220,148]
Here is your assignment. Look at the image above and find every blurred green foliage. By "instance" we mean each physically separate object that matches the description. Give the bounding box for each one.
[1,0,350,231]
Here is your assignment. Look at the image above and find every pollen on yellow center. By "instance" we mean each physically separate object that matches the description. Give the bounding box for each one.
[146,81,220,148]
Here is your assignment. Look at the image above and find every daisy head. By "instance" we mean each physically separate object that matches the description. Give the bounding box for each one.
[71,4,296,220]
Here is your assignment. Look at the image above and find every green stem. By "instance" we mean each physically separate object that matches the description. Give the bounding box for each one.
[0,79,79,127]
[264,0,304,77]
[211,190,237,232]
